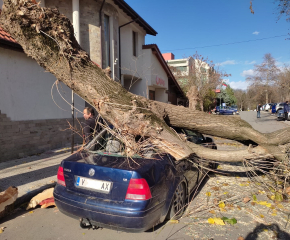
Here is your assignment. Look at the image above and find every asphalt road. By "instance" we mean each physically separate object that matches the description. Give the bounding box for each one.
[239,110,289,133]
[0,110,289,240]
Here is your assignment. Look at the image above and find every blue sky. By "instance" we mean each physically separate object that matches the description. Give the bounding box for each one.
[126,0,290,90]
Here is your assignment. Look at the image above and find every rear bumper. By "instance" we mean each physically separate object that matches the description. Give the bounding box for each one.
[54,185,165,232]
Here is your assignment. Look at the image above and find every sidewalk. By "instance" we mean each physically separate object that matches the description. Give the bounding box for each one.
[0,147,75,207]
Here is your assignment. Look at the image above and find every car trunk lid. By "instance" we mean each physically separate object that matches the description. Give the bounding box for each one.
[61,151,158,202]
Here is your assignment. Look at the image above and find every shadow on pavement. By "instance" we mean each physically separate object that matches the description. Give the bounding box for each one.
[0,146,80,171]
[245,223,290,240]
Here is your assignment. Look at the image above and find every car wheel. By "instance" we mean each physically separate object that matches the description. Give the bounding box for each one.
[167,182,186,220]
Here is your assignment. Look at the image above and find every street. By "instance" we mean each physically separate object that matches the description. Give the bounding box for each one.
[1,111,290,240]
[239,111,289,133]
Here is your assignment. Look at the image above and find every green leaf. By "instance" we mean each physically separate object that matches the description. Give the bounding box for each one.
[253,195,257,201]
[275,192,284,202]
[229,218,237,225]
[222,217,237,225]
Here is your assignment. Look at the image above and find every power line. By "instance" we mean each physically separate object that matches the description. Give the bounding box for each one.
[161,34,289,52]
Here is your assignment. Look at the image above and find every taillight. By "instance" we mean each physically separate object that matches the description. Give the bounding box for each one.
[125,178,152,200]
[57,166,66,187]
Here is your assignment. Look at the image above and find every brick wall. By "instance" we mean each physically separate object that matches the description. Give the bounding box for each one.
[0,111,83,162]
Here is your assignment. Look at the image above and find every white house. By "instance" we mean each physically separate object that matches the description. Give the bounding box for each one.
[0,0,183,161]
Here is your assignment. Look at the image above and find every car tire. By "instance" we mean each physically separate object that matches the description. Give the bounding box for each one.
[167,182,186,220]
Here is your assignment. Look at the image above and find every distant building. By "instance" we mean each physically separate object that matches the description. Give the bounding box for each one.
[162,53,212,90]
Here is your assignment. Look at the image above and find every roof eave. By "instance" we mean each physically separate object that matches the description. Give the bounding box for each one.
[0,38,23,51]
[112,0,157,36]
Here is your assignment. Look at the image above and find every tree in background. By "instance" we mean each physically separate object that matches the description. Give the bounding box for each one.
[246,53,280,104]
[171,53,228,111]
[277,65,290,101]
[233,89,247,110]
[203,89,217,112]
[217,84,237,107]
[276,0,290,21]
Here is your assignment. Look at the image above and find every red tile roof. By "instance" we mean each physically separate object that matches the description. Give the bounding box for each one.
[0,26,18,44]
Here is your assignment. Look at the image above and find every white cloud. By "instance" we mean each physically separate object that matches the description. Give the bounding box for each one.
[252,31,260,35]
[216,60,237,66]
[241,69,255,77]
[228,81,250,90]
[245,60,256,65]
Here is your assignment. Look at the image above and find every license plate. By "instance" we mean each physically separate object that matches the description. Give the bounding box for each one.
[75,176,112,193]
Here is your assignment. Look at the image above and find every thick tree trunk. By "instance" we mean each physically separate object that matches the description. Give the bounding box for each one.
[186,86,199,111]
[0,0,289,162]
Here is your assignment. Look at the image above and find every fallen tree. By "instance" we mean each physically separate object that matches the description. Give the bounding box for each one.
[0,0,289,163]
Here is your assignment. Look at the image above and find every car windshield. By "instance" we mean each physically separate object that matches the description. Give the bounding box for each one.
[177,128,204,144]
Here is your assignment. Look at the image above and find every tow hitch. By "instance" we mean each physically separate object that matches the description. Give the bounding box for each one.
[79,218,100,230]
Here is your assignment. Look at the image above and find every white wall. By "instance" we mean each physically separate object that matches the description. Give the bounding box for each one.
[150,52,168,90]
[120,23,146,79]
[0,47,85,121]
[0,0,3,8]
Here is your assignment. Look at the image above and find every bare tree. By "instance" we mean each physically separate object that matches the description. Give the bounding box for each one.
[233,89,247,111]
[170,53,226,111]
[246,53,280,104]
[277,65,290,100]
[276,0,290,21]
[1,0,290,163]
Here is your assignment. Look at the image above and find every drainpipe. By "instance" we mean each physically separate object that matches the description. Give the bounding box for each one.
[73,0,80,43]
[71,0,80,153]
[99,0,106,68]
[118,18,138,84]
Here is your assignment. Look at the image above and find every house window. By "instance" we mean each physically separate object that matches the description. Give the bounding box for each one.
[104,14,110,68]
[149,90,155,100]
[167,60,187,65]
[132,31,138,57]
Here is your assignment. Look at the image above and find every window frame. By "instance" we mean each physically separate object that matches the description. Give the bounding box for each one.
[132,31,138,57]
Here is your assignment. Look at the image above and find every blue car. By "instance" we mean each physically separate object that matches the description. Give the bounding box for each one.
[54,128,216,232]
[216,106,238,115]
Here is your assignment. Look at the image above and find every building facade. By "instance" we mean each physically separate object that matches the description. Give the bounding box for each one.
[0,1,182,161]
[163,54,212,90]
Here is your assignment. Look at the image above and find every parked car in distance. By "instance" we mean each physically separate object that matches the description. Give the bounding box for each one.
[276,103,284,112]
[277,109,290,121]
[215,106,239,115]
[264,103,271,111]
[54,128,217,232]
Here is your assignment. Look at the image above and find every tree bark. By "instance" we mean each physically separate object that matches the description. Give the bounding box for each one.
[0,0,289,162]
[187,86,199,111]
